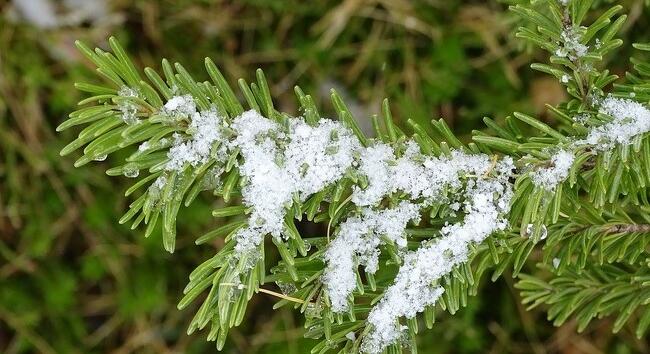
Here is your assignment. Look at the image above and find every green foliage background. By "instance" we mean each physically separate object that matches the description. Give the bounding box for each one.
[0,0,648,353]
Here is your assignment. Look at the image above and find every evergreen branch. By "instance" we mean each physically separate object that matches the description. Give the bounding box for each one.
[517,263,650,338]
[56,1,650,352]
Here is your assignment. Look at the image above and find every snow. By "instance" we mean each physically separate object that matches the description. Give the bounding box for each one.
[361,157,514,353]
[531,96,650,190]
[531,149,574,190]
[164,95,226,171]
[162,94,197,118]
[351,144,394,206]
[142,88,650,352]
[323,201,421,312]
[576,96,650,150]
[230,110,359,256]
[555,26,588,61]
[323,144,506,314]
[352,141,494,207]
[147,88,650,352]
[152,100,517,348]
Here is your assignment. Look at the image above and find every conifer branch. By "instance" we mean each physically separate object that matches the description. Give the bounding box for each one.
[57,0,650,351]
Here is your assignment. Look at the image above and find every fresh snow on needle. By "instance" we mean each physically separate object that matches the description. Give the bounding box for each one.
[148,90,650,352]
[555,26,588,61]
[153,95,517,352]
[361,158,514,354]
[531,149,575,190]
[577,96,650,150]
[163,95,227,171]
[230,110,359,255]
[324,144,507,314]
[323,201,421,312]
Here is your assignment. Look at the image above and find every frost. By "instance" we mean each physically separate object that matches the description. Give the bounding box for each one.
[323,201,421,312]
[361,158,514,353]
[117,86,140,125]
[531,149,574,190]
[576,96,650,150]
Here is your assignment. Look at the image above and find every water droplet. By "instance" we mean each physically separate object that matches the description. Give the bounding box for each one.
[305,302,322,319]
[123,165,140,178]
[276,281,297,295]
[94,154,107,161]
[540,225,548,240]
[345,332,356,341]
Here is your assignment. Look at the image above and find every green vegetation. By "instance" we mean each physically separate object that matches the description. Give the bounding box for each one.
[2,1,650,353]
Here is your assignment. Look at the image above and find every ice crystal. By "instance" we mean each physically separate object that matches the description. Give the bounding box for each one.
[526,223,548,240]
[93,154,107,161]
[123,165,140,178]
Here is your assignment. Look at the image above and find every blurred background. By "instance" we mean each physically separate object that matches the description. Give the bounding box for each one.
[0,0,649,353]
